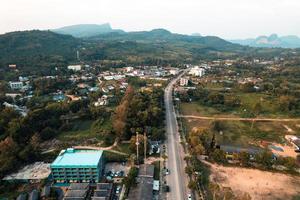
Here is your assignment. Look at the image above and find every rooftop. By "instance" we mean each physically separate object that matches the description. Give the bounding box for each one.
[51,148,103,168]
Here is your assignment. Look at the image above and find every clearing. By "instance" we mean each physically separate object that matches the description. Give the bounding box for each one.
[208,163,300,200]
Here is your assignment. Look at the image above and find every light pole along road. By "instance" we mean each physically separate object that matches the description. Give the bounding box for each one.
[164,71,190,200]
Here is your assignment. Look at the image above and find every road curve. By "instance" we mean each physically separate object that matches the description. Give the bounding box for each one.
[165,72,189,200]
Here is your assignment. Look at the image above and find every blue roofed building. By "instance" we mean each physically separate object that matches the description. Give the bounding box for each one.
[50,148,104,183]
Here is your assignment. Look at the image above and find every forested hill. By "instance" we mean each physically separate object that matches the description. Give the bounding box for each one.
[0,29,289,75]
[81,29,251,64]
[0,30,79,73]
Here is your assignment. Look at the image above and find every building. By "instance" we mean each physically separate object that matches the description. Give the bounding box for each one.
[128,164,154,200]
[180,78,189,86]
[68,65,82,71]
[92,183,113,200]
[64,183,90,200]
[51,148,104,183]
[189,66,205,77]
[9,81,24,90]
[285,135,300,151]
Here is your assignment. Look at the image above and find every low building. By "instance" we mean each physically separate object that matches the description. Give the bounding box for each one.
[68,65,82,71]
[128,164,154,200]
[64,183,89,200]
[9,81,24,90]
[51,148,104,183]
[285,135,300,151]
[92,183,113,200]
[219,145,263,160]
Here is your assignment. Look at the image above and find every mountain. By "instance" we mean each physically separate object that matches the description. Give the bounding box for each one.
[230,34,300,48]
[81,28,251,63]
[52,23,124,38]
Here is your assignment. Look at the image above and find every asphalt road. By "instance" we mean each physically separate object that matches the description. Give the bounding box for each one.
[165,72,189,200]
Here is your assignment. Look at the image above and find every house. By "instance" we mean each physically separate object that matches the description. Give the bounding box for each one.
[9,81,23,90]
[64,183,89,200]
[285,135,300,151]
[68,65,82,71]
[169,69,179,75]
[28,189,39,200]
[219,145,263,160]
[94,95,109,106]
[92,183,113,200]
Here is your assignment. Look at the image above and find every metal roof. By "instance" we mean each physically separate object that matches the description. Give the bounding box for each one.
[51,149,103,168]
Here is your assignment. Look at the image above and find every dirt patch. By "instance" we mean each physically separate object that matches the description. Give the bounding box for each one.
[209,163,300,200]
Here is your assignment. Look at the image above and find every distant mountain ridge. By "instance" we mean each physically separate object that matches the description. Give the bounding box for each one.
[52,23,124,38]
[230,34,300,48]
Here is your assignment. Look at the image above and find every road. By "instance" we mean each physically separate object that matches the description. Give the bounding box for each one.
[165,72,189,200]
[180,115,300,122]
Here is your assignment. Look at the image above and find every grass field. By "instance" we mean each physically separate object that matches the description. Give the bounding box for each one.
[181,92,295,118]
[183,118,300,146]
[58,119,113,142]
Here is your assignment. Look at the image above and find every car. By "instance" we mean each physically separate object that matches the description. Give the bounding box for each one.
[165,168,170,175]
[163,185,170,192]
[187,194,192,200]
[116,186,122,194]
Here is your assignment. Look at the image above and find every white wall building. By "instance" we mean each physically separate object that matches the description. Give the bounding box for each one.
[67,65,82,71]
[189,66,205,77]
[180,78,189,86]
[169,69,179,75]
[9,81,23,90]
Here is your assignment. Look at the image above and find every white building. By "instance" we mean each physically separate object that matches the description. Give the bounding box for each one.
[169,69,179,76]
[180,78,189,86]
[67,65,82,71]
[189,66,205,77]
[9,81,23,90]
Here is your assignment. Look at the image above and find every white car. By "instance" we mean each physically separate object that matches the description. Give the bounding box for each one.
[188,194,192,200]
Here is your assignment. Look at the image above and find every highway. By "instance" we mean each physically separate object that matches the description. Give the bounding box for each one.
[164,71,189,200]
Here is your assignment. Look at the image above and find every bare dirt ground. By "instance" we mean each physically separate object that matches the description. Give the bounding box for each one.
[208,163,300,200]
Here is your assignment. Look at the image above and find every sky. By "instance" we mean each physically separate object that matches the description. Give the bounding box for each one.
[1,0,300,39]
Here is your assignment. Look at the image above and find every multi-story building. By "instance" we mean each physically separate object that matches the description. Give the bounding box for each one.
[50,148,104,183]
[189,66,205,77]
[180,78,189,86]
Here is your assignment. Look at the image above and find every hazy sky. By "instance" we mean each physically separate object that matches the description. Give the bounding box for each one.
[1,0,300,39]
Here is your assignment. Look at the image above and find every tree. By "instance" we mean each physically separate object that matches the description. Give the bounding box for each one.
[255,151,273,169]
[211,149,227,163]
[113,86,134,138]
[238,152,250,167]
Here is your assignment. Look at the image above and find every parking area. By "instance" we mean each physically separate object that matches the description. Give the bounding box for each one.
[104,162,130,182]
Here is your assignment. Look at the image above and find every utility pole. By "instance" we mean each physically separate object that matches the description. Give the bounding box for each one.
[136,132,139,165]
[144,130,147,170]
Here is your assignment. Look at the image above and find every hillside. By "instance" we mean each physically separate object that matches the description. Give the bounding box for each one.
[52,23,124,38]
[81,29,249,63]
[230,34,300,48]
[0,30,79,74]
[0,29,289,75]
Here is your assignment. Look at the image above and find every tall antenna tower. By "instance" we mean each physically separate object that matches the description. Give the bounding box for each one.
[76,50,80,61]
[136,132,139,165]
[144,130,147,171]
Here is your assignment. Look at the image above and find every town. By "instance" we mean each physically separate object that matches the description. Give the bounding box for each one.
[1,53,300,200]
